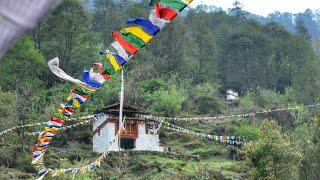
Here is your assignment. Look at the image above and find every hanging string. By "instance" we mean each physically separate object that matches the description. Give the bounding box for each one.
[0,114,104,137]
[141,103,320,122]
[150,118,247,146]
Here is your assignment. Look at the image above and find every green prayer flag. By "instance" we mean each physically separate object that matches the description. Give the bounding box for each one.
[159,0,187,12]
[103,68,116,75]
[120,32,145,49]
[75,86,95,96]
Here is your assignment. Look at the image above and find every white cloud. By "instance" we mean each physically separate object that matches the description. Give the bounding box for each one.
[190,0,320,17]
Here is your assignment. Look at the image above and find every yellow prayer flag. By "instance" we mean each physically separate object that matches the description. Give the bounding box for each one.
[78,84,97,92]
[121,26,153,43]
[45,127,59,133]
[95,159,101,167]
[72,99,81,109]
[66,95,72,101]
[107,54,122,72]
[39,137,52,142]
[186,0,193,3]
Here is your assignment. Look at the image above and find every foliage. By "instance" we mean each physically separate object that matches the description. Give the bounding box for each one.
[146,84,187,116]
[189,83,226,115]
[293,116,320,179]
[0,36,47,91]
[234,122,259,141]
[0,0,320,179]
[244,120,301,179]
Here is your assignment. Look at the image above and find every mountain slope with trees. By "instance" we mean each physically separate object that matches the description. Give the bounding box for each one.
[0,0,320,179]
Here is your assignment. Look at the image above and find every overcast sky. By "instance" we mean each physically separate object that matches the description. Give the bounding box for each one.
[190,0,320,17]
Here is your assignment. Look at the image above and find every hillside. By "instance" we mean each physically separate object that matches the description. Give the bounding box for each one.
[0,0,320,179]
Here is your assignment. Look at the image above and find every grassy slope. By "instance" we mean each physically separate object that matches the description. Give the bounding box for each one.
[0,119,246,179]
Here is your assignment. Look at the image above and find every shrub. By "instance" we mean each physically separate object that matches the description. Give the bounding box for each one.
[234,122,259,141]
[244,120,301,179]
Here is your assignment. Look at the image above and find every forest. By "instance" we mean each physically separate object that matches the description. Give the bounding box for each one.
[0,0,320,179]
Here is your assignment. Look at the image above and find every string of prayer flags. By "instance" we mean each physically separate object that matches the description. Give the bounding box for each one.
[127,18,160,36]
[144,104,320,122]
[31,0,197,178]
[161,123,247,146]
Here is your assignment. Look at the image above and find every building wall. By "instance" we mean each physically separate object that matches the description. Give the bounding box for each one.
[93,115,163,152]
[93,114,119,153]
[135,124,163,152]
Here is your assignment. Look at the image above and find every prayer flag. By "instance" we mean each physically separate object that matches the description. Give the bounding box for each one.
[83,70,102,88]
[121,26,153,43]
[93,63,112,80]
[119,31,145,49]
[127,18,160,35]
[159,0,187,12]
[112,32,139,55]
[149,9,168,29]
[107,54,122,72]
[156,3,178,21]
[111,41,129,60]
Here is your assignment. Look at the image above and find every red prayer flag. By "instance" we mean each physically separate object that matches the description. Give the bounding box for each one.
[111,32,139,55]
[51,116,65,125]
[155,3,178,21]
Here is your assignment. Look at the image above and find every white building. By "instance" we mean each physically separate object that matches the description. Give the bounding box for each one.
[93,104,164,153]
[226,89,239,102]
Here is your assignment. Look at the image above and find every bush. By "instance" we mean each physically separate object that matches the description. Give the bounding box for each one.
[244,120,301,179]
[140,76,188,116]
[234,122,259,141]
[191,83,226,115]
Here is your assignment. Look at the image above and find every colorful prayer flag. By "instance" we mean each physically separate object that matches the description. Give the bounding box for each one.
[119,31,145,49]
[127,18,160,35]
[121,26,153,43]
[159,0,187,12]
[111,41,129,60]
[149,9,168,29]
[107,54,122,72]
[156,3,178,21]
[83,70,102,88]
[112,32,139,55]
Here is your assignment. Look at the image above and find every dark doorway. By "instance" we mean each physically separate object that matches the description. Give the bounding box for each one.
[120,138,135,150]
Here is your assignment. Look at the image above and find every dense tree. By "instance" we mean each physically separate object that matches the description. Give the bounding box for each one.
[42,0,98,78]
[0,1,320,178]
[229,0,246,25]
[0,37,48,91]
[295,19,311,41]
